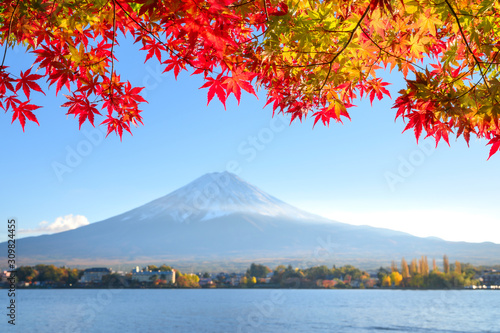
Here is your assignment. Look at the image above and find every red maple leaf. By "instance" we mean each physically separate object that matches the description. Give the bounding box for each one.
[0,68,16,96]
[163,56,185,80]
[122,82,146,105]
[78,75,101,96]
[200,74,227,109]
[487,135,500,160]
[101,116,131,140]
[224,71,257,105]
[312,102,353,128]
[3,95,21,112]
[62,93,102,129]
[48,61,74,96]
[367,78,391,106]
[15,68,45,100]
[140,38,166,63]
[11,101,41,131]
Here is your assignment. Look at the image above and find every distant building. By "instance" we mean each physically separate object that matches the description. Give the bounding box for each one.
[362,278,377,288]
[481,273,500,286]
[131,266,175,284]
[80,268,112,283]
[199,278,214,287]
[350,280,361,288]
[1,271,12,280]
[226,277,237,286]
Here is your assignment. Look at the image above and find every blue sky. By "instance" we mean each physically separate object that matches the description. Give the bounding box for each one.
[1,39,499,244]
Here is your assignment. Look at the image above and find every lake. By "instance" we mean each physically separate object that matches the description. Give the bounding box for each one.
[1,289,499,332]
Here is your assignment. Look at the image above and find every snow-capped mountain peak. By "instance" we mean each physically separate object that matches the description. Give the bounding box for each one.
[124,171,320,222]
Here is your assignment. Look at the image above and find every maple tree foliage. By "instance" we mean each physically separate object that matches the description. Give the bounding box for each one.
[1,0,500,158]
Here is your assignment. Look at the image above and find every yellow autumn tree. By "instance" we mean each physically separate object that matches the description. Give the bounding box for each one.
[382,275,392,287]
[390,271,403,287]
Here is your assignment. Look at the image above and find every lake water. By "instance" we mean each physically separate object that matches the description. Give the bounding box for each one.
[1,289,498,332]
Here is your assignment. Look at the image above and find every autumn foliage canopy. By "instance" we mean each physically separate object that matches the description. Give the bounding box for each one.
[1,0,500,158]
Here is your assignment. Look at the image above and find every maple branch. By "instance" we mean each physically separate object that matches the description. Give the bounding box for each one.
[228,0,255,8]
[29,0,61,22]
[320,29,354,34]
[1,0,20,69]
[48,0,59,20]
[279,60,335,68]
[113,0,199,70]
[109,0,117,96]
[444,0,492,95]
[451,51,500,102]
[359,26,425,71]
[363,54,382,83]
[281,50,336,55]
[446,67,474,87]
[279,9,373,70]
[263,0,270,22]
[319,4,371,93]
[320,62,334,94]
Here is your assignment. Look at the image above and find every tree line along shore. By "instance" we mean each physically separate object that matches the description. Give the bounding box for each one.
[2,255,499,290]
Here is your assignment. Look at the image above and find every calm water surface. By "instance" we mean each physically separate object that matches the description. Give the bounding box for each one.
[1,289,498,333]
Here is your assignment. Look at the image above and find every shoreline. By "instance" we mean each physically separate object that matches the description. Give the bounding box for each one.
[2,286,498,291]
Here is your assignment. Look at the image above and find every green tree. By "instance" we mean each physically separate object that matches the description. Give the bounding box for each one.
[335,281,348,289]
[427,271,448,289]
[304,265,331,280]
[36,265,64,283]
[102,273,130,288]
[159,265,172,272]
[65,268,82,285]
[17,266,39,283]
[462,264,479,280]
[176,273,200,288]
[335,265,365,280]
[377,267,390,285]
[247,263,271,278]
[408,273,424,288]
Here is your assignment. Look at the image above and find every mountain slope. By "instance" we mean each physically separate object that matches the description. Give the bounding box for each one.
[116,171,326,223]
[3,172,499,269]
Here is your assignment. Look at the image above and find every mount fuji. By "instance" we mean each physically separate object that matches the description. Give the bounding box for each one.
[118,171,324,224]
[4,172,500,270]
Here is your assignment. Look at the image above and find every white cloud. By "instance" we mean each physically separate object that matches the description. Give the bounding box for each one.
[20,214,89,235]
